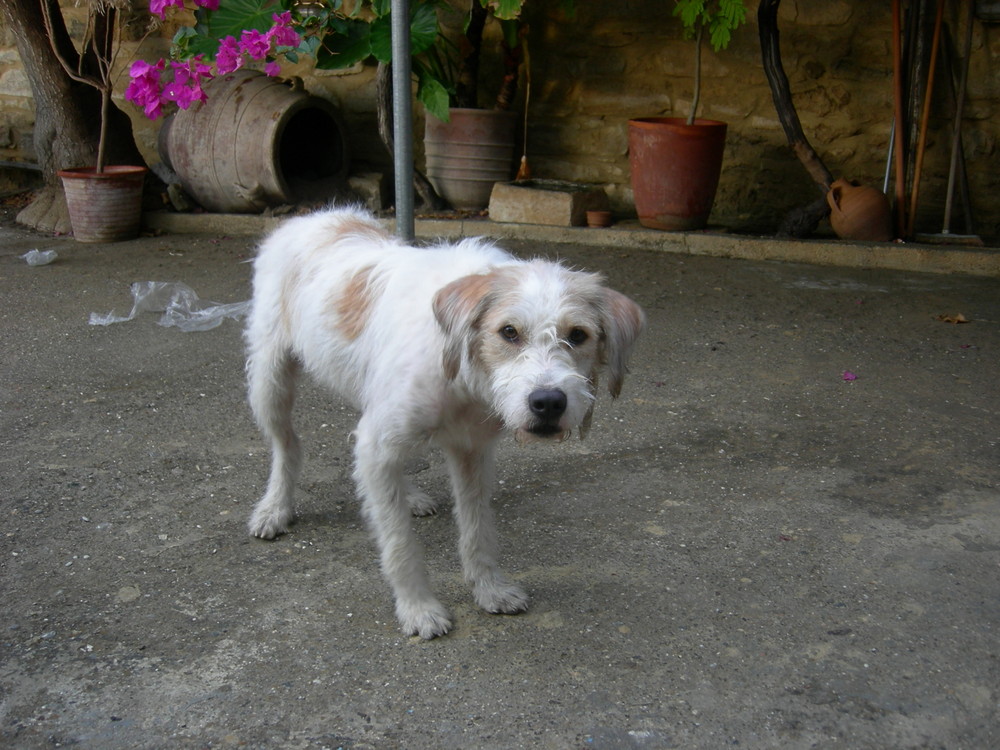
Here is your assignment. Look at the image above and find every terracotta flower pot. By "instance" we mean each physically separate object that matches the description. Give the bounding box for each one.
[58,166,147,243]
[424,108,517,210]
[628,117,728,231]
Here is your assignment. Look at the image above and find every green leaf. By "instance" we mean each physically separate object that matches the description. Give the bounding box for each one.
[315,17,372,69]
[299,35,321,58]
[409,3,441,55]
[206,0,280,40]
[172,26,197,42]
[491,0,527,21]
[673,0,746,50]
[370,4,440,63]
[418,75,451,122]
[369,15,394,63]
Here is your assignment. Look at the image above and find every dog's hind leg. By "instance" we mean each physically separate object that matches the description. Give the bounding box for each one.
[354,416,453,639]
[445,441,529,616]
[247,347,302,539]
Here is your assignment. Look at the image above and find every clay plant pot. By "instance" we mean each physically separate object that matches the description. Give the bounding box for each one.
[158,70,349,213]
[424,108,517,210]
[628,117,728,231]
[586,210,613,228]
[58,165,147,243]
[826,178,893,242]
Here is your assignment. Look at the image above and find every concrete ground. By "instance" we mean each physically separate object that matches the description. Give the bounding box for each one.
[1,214,998,749]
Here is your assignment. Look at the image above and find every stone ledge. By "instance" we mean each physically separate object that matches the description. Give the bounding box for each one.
[141,211,1000,278]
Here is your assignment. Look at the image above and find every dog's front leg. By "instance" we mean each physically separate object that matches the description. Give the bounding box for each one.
[354,419,452,639]
[445,441,529,615]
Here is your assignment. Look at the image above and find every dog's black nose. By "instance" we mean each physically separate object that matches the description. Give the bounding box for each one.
[528,389,567,420]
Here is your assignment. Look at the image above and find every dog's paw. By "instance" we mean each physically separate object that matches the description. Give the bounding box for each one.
[474,577,529,615]
[248,505,294,540]
[397,600,453,639]
[406,487,439,517]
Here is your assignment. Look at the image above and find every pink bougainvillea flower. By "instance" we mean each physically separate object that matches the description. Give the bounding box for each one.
[215,36,243,74]
[149,0,185,20]
[195,0,220,9]
[842,370,858,381]
[190,55,214,80]
[268,12,301,48]
[125,59,166,120]
[127,59,164,80]
[158,58,213,110]
[264,60,281,77]
[163,80,195,109]
[240,29,271,60]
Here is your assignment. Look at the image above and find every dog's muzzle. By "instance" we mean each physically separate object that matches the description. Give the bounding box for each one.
[526,388,567,437]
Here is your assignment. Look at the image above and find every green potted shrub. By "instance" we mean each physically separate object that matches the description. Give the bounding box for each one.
[628,0,746,230]
[420,0,533,210]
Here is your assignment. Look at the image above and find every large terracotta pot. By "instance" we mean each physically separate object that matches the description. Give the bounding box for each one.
[424,108,517,210]
[58,165,147,243]
[159,70,349,213]
[628,117,728,231]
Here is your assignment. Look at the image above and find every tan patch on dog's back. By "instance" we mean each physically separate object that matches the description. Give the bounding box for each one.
[334,265,380,340]
[336,216,389,243]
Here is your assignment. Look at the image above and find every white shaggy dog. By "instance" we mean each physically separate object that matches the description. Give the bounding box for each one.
[245,206,644,639]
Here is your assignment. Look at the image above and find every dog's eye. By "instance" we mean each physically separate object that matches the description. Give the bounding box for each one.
[500,324,520,342]
[566,328,589,346]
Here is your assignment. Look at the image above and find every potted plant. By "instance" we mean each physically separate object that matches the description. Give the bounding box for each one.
[43,0,149,242]
[420,0,533,210]
[312,0,536,210]
[628,0,746,230]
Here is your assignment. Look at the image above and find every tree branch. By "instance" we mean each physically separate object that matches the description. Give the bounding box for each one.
[757,0,833,193]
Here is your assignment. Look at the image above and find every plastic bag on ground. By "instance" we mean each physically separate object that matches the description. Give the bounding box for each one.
[89,281,250,332]
[21,249,59,266]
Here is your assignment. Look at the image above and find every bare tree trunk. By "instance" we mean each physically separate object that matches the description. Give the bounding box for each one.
[375,62,447,211]
[455,0,488,109]
[758,0,834,237]
[1,0,145,232]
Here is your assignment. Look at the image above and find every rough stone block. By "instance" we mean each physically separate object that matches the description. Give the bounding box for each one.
[348,172,387,213]
[489,179,610,227]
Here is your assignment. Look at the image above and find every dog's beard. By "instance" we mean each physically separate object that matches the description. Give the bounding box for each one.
[514,427,571,444]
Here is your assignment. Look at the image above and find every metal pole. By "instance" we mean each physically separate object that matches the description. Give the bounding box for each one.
[391,0,414,241]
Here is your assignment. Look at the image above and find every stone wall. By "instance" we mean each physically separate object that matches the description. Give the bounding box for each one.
[1,0,998,240]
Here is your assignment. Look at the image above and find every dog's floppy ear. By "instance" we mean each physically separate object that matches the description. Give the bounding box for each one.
[433,272,495,380]
[600,288,645,398]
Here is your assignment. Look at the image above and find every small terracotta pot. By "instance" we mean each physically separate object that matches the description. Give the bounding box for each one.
[586,210,613,228]
[827,178,893,242]
[58,165,147,243]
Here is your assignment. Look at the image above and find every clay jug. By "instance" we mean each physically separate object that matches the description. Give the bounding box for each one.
[159,70,349,213]
[827,179,893,242]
